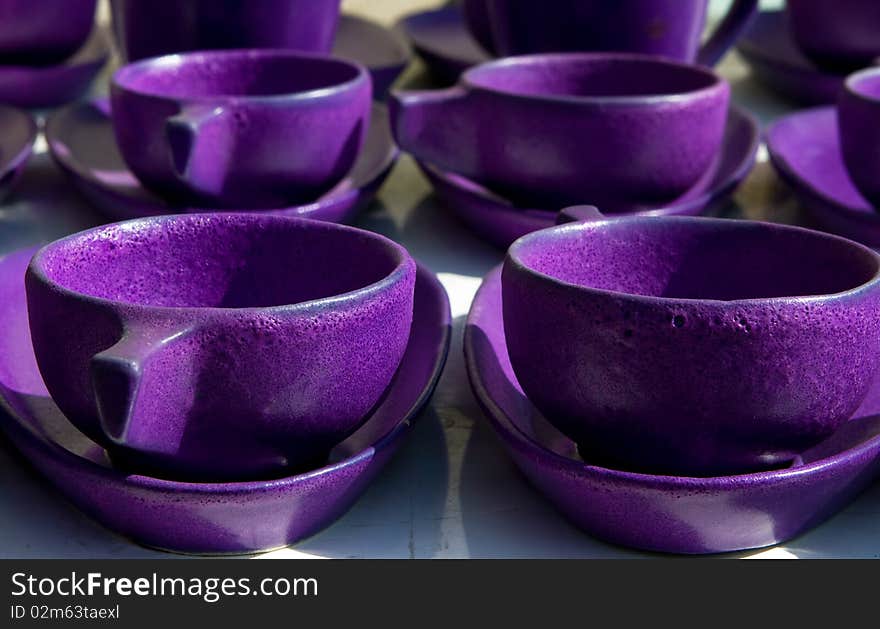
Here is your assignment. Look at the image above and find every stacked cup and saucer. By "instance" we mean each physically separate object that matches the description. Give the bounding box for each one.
[466,204,880,554]
[46,0,411,224]
[738,0,880,105]
[392,0,760,249]
[768,63,880,250]
[0,1,451,555]
[437,2,880,554]
[0,0,107,109]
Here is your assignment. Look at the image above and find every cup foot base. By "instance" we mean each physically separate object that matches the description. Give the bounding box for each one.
[105,447,331,483]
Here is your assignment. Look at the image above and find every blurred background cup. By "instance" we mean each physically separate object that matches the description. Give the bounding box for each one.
[110,0,343,62]
[466,0,758,66]
[0,0,97,65]
[787,0,880,72]
[839,67,880,209]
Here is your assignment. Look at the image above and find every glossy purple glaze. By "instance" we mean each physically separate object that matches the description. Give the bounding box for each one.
[0,0,96,65]
[111,51,372,210]
[0,29,107,109]
[465,266,880,554]
[418,105,758,248]
[0,247,450,554]
[839,69,880,209]
[391,53,729,210]
[47,99,397,223]
[788,0,880,71]
[766,107,880,248]
[736,11,845,106]
[111,0,341,62]
[25,214,417,481]
[473,0,757,65]
[0,104,36,201]
[503,216,880,476]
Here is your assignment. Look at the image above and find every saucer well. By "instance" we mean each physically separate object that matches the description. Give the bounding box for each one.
[0,247,451,555]
[0,104,36,200]
[0,28,108,109]
[333,15,412,99]
[421,105,758,249]
[735,11,845,105]
[766,106,880,248]
[464,266,880,554]
[46,99,399,223]
[397,6,489,82]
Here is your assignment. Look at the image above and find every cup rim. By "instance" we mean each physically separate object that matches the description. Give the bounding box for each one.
[111,49,370,104]
[28,213,414,315]
[844,66,880,104]
[461,52,727,107]
[506,215,880,306]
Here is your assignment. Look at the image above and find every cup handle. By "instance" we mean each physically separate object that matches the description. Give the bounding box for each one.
[555,205,604,225]
[697,0,759,66]
[90,324,192,445]
[165,104,232,191]
[388,86,473,173]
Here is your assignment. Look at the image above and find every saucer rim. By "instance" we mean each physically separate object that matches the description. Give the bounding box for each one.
[735,10,845,105]
[464,265,880,488]
[44,99,399,219]
[0,249,451,495]
[419,103,759,220]
[766,105,877,224]
[735,10,827,75]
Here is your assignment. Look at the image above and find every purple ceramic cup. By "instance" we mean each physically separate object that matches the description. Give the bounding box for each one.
[390,53,729,210]
[0,0,96,65]
[503,211,880,476]
[467,0,757,65]
[25,213,417,481]
[838,68,880,210]
[110,50,372,210]
[788,0,880,71]
[110,0,342,62]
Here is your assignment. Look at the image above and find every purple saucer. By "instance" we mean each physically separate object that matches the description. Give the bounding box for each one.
[421,105,758,249]
[0,104,36,200]
[397,6,489,82]
[46,99,398,222]
[0,246,450,555]
[765,106,880,248]
[333,15,412,99]
[0,29,108,109]
[735,11,845,105]
[465,266,880,554]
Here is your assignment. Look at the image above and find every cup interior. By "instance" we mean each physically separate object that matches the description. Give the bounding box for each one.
[513,219,879,301]
[35,215,405,309]
[113,51,362,100]
[466,55,720,99]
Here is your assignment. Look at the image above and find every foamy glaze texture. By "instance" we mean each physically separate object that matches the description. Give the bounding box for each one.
[503,216,880,476]
[465,265,880,553]
[26,213,416,481]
